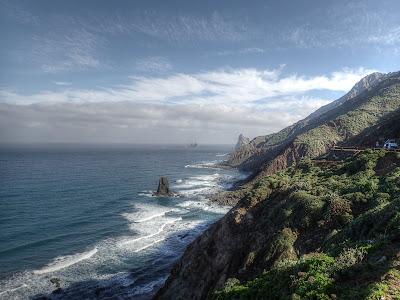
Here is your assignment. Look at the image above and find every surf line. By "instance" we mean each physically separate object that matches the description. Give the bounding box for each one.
[33,247,98,275]
[0,284,28,296]
[135,210,175,223]
[134,238,165,253]
[120,217,181,246]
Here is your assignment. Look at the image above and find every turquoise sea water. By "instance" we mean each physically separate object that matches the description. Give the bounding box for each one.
[0,144,242,299]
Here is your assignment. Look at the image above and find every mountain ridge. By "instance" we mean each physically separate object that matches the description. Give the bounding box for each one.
[224,71,400,176]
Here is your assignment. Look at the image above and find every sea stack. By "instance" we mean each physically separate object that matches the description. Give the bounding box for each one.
[235,133,250,151]
[154,176,174,196]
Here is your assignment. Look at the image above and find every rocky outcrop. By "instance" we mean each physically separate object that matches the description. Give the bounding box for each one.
[234,134,250,151]
[208,189,247,206]
[153,176,174,196]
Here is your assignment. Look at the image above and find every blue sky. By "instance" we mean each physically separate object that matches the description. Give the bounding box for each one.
[1,0,400,144]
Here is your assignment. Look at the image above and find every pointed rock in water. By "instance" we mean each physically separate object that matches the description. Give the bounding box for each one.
[154,176,174,196]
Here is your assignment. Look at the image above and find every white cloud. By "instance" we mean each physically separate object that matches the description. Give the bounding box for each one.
[53,81,72,86]
[0,67,375,106]
[0,66,377,143]
[0,101,308,144]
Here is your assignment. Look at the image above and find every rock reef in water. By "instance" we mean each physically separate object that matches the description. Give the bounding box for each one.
[153,176,175,196]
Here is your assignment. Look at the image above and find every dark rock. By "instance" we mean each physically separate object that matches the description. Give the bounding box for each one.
[154,176,175,196]
[50,278,61,289]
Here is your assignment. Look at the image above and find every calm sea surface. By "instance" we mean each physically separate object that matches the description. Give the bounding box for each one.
[0,144,242,299]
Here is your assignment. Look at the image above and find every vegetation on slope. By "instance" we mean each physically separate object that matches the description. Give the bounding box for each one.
[215,150,400,300]
[294,83,400,159]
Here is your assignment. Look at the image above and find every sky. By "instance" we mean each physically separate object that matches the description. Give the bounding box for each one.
[1,0,400,145]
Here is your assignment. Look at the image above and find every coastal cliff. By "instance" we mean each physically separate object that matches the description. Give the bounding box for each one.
[156,150,400,299]
[155,71,400,300]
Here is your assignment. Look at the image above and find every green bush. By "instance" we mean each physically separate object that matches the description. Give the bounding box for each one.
[215,254,336,300]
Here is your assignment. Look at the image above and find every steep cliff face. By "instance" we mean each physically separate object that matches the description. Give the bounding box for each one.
[155,151,400,299]
[224,72,400,174]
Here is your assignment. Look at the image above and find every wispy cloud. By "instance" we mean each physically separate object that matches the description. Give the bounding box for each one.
[0,0,39,25]
[75,11,251,44]
[281,2,400,51]
[53,81,72,86]
[31,29,103,73]
[134,56,172,73]
[215,47,265,56]
[0,67,375,105]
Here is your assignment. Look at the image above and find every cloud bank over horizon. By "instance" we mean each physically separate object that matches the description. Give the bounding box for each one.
[0,67,376,144]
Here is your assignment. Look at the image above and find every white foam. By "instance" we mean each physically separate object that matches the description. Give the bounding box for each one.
[138,190,155,197]
[178,200,230,214]
[178,187,213,196]
[184,161,220,169]
[33,247,98,275]
[119,217,181,246]
[134,238,165,253]
[0,284,28,296]
[173,173,222,194]
[135,211,174,223]
[122,203,177,224]
[216,153,229,157]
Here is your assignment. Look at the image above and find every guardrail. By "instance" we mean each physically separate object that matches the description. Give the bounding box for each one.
[332,146,400,153]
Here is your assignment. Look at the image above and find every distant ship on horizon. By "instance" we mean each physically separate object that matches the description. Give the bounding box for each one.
[188,141,198,148]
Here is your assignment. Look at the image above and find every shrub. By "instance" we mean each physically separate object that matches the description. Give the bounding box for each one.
[264,227,298,266]
[214,253,336,300]
[291,191,325,228]
[325,195,353,227]
[335,247,366,271]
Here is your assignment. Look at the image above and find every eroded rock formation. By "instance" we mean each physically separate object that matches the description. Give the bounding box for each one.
[154,176,174,196]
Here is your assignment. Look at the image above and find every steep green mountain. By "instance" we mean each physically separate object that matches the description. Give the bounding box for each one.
[225,71,400,176]
[155,72,400,300]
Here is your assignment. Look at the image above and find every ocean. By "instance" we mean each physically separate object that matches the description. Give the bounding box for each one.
[0,144,244,299]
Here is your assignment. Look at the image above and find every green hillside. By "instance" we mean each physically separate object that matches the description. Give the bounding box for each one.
[215,150,400,300]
